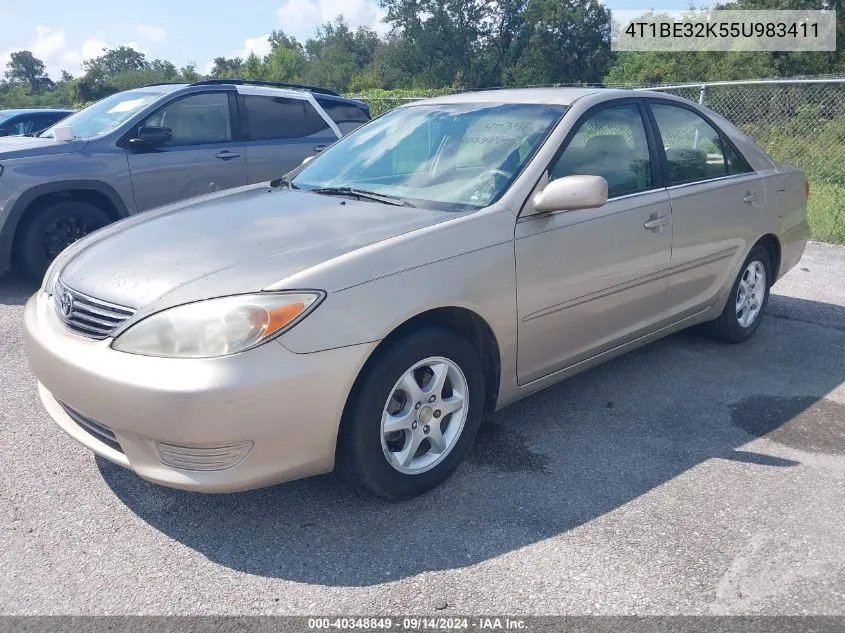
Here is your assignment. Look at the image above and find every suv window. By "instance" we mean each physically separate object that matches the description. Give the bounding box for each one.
[315,97,369,133]
[142,92,232,146]
[244,95,332,140]
[550,103,653,198]
[6,116,36,135]
[649,103,748,185]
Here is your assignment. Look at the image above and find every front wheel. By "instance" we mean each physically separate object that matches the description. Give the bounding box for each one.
[17,201,111,280]
[336,327,485,500]
[704,245,772,343]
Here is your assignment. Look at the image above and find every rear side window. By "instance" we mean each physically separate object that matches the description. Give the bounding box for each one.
[244,95,332,140]
[315,97,369,133]
[650,103,746,185]
[723,139,753,175]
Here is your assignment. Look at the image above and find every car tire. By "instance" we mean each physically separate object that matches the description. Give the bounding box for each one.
[703,245,772,343]
[336,326,486,500]
[17,200,111,280]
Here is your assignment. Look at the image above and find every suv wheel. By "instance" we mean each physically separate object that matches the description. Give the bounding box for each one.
[18,201,111,280]
[336,327,485,500]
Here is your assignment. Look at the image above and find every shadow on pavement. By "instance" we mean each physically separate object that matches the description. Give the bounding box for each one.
[95,295,845,587]
[0,273,37,306]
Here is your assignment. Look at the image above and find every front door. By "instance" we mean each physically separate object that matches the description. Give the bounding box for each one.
[126,91,248,212]
[515,101,672,384]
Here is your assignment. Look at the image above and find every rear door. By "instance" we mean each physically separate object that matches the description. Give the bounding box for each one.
[645,100,762,318]
[125,90,248,211]
[240,92,340,183]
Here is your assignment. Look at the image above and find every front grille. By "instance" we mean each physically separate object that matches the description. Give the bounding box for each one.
[53,279,135,339]
[59,402,123,454]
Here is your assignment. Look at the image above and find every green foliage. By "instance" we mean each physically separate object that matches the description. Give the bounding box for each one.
[0,1,841,242]
[346,88,454,116]
[505,0,610,86]
[4,50,53,93]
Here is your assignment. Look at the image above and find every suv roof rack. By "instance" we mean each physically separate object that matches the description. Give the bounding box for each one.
[191,79,340,96]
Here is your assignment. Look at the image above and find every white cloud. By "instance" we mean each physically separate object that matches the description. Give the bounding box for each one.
[275,0,388,39]
[0,26,158,79]
[31,26,67,60]
[238,34,272,59]
[137,24,167,43]
[80,38,110,61]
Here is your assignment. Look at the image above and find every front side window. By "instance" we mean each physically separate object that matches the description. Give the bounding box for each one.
[650,103,734,185]
[142,92,232,146]
[41,91,160,140]
[550,103,653,198]
[244,95,332,140]
[292,103,566,211]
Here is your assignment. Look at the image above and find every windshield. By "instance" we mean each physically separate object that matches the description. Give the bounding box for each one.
[292,102,566,211]
[40,91,161,140]
[0,112,14,124]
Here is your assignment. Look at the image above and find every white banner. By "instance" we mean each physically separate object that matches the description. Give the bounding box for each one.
[611,10,837,52]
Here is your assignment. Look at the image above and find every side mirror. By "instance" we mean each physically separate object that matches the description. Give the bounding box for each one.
[533,175,608,214]
[129,126,172,147]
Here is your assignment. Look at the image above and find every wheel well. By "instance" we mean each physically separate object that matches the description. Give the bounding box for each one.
[11,189,121,258]
[349,307,502,416]
[755,234,781,284]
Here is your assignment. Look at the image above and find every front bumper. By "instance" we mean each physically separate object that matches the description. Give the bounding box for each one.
[23,291,376,492]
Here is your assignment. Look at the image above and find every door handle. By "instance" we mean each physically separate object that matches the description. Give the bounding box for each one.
[643,214,670,231]
[743,191,757,204]
[215,150,241,160]
[313,144,327,153]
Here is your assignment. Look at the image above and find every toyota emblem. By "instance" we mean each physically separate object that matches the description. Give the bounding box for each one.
[59,291,74,318]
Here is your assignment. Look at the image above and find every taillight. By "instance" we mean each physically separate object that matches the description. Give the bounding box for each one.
[805,179,810,198]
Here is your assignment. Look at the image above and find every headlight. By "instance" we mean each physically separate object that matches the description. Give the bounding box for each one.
[111,292,324,358]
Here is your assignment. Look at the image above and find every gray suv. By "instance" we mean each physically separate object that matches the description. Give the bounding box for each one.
[0,80,370,278]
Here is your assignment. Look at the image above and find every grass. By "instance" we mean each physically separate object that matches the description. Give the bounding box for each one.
[741,114,844,244]
[807,182,845,244]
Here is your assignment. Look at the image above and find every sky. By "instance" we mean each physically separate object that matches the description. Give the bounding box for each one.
[0,0,710,79]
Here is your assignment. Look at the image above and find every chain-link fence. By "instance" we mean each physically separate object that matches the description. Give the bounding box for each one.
[349,79,845,242]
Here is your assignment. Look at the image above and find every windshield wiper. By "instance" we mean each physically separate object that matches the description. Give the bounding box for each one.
[309,186,415,207]
[269,176,299,189]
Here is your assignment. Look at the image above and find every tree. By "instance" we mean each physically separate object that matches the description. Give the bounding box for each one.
[379,0,492,87]
[83,46,149,83]
[180,63,201,82]
[265,46,307,82]
[210,56,243,78]
[4,50,52,92]
[304,17,382,91]
[507,0,611,86]
[243,52,266,80]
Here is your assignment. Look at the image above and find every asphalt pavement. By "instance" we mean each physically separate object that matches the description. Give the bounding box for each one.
[1,241,843,615]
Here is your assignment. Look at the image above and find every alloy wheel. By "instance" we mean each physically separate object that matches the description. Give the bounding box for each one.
[380,356,469,474]
[735,260,767,328]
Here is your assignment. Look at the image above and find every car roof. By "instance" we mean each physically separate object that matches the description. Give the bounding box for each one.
[405,87,667,107]
[0,108,74,115]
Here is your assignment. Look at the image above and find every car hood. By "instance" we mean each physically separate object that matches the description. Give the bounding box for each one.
[59,185,460,311]
[0,135,87,159]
